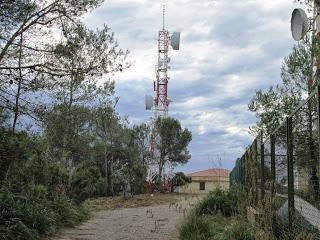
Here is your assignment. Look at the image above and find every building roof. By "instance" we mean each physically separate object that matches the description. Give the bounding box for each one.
[187,168,230,178]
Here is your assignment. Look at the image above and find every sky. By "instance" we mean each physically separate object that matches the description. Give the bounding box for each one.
[83,0,300,173]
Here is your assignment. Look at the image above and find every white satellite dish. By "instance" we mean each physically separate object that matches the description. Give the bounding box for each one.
[171,32,180,50]
[291,8,309,41]
[145,95,153,110]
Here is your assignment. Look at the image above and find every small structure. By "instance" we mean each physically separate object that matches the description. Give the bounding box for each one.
[176,168,230,194]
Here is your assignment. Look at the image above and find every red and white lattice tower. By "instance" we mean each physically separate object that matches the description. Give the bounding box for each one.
[145,6,180,187]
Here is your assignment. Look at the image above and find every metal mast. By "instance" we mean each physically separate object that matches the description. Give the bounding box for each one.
[145,6,180,189]
[151,5,171,154]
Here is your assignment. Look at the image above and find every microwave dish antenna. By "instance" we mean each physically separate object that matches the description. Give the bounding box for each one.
[291,8,309,41]
[171,32,180,50]
[145,95,153,110]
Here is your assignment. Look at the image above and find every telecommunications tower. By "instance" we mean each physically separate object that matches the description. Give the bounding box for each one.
[145,6,180,181]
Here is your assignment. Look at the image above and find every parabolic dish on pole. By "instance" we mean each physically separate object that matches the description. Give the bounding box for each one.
[291,8,309,41]
[171,32,180,50]
[145,95,153,110]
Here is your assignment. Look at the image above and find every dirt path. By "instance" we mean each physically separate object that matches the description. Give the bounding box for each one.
[57,195,200,240]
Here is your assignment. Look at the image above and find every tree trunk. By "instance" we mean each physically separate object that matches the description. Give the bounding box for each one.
[12,33,23,133]
[158,158,164,192]
[106,154,114,196]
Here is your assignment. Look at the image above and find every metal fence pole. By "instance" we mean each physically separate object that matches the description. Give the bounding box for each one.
[254,139,259,206]
[317,85,320,170]
[286,116,294,233]
[270,133,276,233]
[270,134,276,198]
[260,132,265,204]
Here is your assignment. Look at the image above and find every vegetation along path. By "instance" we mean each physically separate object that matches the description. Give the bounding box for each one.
[56,194,200,240]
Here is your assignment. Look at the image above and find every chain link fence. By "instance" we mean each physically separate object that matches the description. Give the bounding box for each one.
[230,86,320,239]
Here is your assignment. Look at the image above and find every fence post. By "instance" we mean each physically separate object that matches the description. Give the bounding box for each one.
[286,116,294,233]
[317,85,320,168]
[270,133,276,233]
[254,139,259,206]
[260,132,265,205]
[270,134,276,198]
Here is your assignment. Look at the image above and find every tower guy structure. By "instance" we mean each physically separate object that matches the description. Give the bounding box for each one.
[145,6,180,186]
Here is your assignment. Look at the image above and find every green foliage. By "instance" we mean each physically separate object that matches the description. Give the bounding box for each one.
[0,0,151,238]
[180,187,255,240]
[191,186,247,219]
[180,214,216,240]
[155,117,192,164]
[193,189,234,217]
[174,172,192,186]
[71,161,103,201]
[222,218,255,240]
[228,184,248,215]
[0,185,88,240]
[248,40,312,135]
[154,117,192,185]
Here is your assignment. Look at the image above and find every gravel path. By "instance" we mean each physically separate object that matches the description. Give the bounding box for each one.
[57,195,200,240]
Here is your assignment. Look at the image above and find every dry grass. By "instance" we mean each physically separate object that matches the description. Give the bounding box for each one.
[84,193,182,212]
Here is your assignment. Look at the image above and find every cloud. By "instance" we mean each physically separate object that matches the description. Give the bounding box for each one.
[83,0,298,171]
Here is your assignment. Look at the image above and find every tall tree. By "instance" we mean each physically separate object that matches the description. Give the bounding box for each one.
[0,0,121,129]
[154,117,192,186]
[248,40,312,135]
[249,34,320,200]
[92,102,126,196]
[133,123,151,165]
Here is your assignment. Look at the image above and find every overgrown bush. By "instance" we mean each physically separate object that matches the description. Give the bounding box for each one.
[223,218,255,240]
[174,172,192,186]
[193,189,235,217]
[0,185,88,240]
[228,184,247,215]
[180,214,216,240]
[180,187,255,240]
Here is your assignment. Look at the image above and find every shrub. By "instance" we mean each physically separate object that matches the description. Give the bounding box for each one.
[174,172,192,186]
[179,214,215,240]
[223,218,255,240]
[228,184,247,215]
[0,184,88,240]
[193,189,234,217]
[180,187,255,240]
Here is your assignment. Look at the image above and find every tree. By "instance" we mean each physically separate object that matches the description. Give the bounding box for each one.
[0,1,128,131]
[133,123,151,165]
[174,172,192,187]
[248,41,312,135]
[42,23,129,170]
[44,104,92,170]
[154,117,192,187]
[92,102,126,196]
[0,0,104,63]
[248,35,320,200]
[50,23,129,108]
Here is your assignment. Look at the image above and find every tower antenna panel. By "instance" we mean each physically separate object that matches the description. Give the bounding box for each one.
[291,8,309,41]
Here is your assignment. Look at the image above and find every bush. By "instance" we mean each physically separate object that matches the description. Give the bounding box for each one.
[180,187,255,240]
[0,184,88,240]
[174,172,192,186]
[180,214,216,240]
[193,189,235,217]
[223,218,255,240]
[228,184,247,215]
